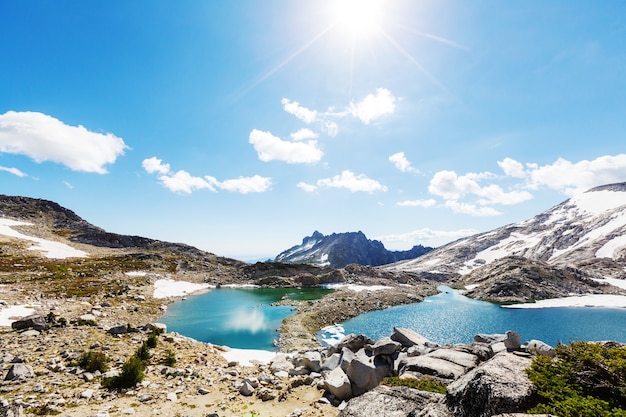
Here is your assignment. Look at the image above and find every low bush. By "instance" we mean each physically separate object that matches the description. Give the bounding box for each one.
[77,350,109,373]
[103,356,144,390]
[135,342,151,361]
[146,331,158,348]
[162,349,177,367]
[526,341,626,417]
[382,376,447,394]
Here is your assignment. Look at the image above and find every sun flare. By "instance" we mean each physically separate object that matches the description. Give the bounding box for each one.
[331,0,382,37]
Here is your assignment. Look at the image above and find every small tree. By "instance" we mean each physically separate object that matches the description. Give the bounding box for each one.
[146,331,158,349]
[103,356,144,390]
[135,342,151,361]
[77,350,109,373]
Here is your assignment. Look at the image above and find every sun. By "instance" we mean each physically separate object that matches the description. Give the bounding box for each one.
[331,0,383,38]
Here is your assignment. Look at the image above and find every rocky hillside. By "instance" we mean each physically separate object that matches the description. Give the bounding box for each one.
[275,230,433,268]
[450,256,625,303]
[385,183,626,280]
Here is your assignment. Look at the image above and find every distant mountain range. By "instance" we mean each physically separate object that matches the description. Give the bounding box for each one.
[2,182,625,303]
[274,230,433,268]
[383,182,626,282]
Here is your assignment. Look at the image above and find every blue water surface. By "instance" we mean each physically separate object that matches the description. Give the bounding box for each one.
[161,286,626,351]
[338,287,626,346]
[159,287,331,351]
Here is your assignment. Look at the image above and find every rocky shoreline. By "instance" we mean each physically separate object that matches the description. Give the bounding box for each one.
[0,275,440,417]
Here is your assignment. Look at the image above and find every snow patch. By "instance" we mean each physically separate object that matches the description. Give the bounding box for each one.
[0,218,87,259]
[0,304,40,326]
[571,190,626,215]
[503,294,626,309]
[153,279,212,299]
[220,348,277,366]
[322,283,389,292]
[318,324,346,347]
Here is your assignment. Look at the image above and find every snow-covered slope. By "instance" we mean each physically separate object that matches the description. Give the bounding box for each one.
[385,183,626,277]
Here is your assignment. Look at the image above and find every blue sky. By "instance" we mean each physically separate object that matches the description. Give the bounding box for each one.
[1,1,626,261]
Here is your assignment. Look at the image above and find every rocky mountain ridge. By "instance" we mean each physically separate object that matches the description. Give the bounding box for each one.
[385,183,626,283]
[275,230,433,268]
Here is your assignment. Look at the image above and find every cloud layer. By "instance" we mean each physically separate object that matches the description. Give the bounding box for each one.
[0,111,128,174]
[394,152,626,217]
[142,157,271,194]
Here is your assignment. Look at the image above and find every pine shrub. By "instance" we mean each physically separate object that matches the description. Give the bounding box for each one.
[526,341,626,416]
[103,356,144,390]
[77,350,109,373]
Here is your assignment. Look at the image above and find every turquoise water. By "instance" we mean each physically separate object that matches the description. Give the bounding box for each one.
[161,286,626,351]
[159,287,332,351]
[330,287,626,346]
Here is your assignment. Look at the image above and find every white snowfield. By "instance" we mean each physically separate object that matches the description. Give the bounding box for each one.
[0,304,39,326]
[152,279,212,299]
[0,218,87,259]
[503,294,626,309]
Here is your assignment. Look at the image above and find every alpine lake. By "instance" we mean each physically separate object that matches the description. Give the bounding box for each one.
[159,285,626,351]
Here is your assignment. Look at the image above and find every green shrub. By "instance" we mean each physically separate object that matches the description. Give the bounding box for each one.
[77,350,109,373]
[103,356,144,390]
[146,331,158,348]
[382,376,447,394]
[135,342,151,361]
[526,341,626,417]
[162,349,177,367]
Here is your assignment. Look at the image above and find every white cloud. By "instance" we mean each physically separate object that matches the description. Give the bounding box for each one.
[349,88,396,124]
[428,170,483,200]
[525,154,626,196]
[206,175,272,194]
[249,129,323,164]
[445,200,502,216]
[290,128,318,141]
[475,184,533,206]
[316,170,388,193]
[142,156,271,194]
[0,166,27,177]
[377,227,478,248]
[159,170,216,194]
[389,152,419,173]
[297,182,317,192]
[62,181,74,189]
[498,157,526,178]
[142,156,171,174]
[396,199,437,208]
[0,111,128,174]
[497,154,626,196]
[281,98,317,124]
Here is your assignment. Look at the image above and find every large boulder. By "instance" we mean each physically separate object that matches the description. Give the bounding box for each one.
[446,352,537,417]
[324,367,352,401]
[503,331,521,350]
[4,363,35,381]
[427,349,480,370]
[391,327,433,347]
[367,337,403,357]
[526,340,555,358]
[346,349,392,396]
[269,354,294,374]
[322,353,341,371]
[330,334,375,354]
[399,355,466,380]
[301,351,322,373]
[338,385,445,417]
[11,314,48,331]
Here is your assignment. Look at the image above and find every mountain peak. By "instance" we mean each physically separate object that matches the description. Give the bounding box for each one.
[384,183,626,279]
[275,231,432,268]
